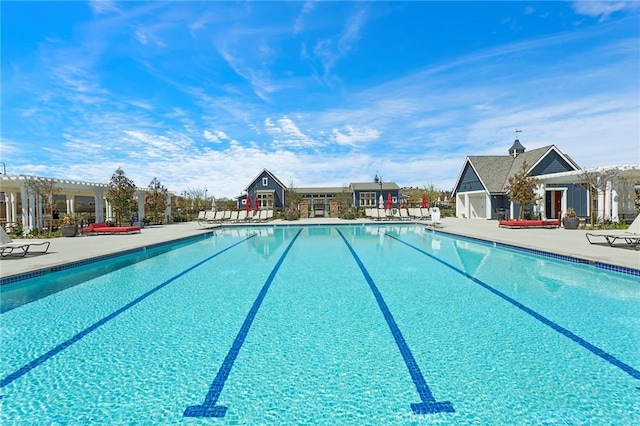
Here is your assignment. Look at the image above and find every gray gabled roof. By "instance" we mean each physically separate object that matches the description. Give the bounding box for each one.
[466,155,513,194]
[464,145,576,194]
[350,182,401,191]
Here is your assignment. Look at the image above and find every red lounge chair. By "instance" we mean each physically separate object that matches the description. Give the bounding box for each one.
[80,222,141,235]
[499,219,560,229]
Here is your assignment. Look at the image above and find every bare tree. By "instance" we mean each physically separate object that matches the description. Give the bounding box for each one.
[505,162,539,220]
[25,177,59,234]
[579,168,619,228]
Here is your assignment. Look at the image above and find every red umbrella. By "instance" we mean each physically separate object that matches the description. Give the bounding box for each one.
[421,194,428,208]
[386,193,392,210]
[254,195,259,211]
[245,196,251,212]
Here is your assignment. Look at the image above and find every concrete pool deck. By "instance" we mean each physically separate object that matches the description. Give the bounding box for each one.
[1,217,638,278]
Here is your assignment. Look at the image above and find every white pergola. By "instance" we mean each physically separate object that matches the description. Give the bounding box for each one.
[0,174,153,233]
[534,165,639,223]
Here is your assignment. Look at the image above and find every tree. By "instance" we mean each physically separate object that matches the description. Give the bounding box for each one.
[146,177,168,224]
[25,177,59,235]
[334,184,353,211]
[579,168,618,228]
[106,167,136,226]
[285,181,303,211]
[505,161,539,220]
[420,183,442,208]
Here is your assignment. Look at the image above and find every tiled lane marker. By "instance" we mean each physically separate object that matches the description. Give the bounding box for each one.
[337,229,455,415]
[184,229,302,418]
[0,235,256,391]
[387,232,640,382]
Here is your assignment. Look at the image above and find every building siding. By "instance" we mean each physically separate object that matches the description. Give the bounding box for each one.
[531,150,574,175]
[456,163,485,193]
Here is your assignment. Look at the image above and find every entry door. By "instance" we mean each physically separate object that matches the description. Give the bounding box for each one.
[554,192,562,219]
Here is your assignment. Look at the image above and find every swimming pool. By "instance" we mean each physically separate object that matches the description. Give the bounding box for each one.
[1,225,639,424]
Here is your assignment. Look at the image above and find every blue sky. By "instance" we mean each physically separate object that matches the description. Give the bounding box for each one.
[1,1,639,199]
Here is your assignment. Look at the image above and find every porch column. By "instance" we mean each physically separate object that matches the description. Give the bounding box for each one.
[94,190,105,222]
[604,180,612,221]
[165,194,172,223]
[27,192,36,232]
[19,182,30,233]
[610,177,619,223]
[137,190,145,224]
[597,187,605,223]
[464,193,470,219]
[4,192,11,224]
[10,192,17,226]
[106,199,113,221]
[536,183,546,219]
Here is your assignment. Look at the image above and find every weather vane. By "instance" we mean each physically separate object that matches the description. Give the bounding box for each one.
[515,129,522,139]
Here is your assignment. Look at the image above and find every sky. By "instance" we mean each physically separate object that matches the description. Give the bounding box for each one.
[1,1,639,199]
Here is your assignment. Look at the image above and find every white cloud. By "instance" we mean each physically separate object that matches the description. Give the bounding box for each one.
[332,126,380,147]
[572,1,640,21]
[88,0,121,16]
[294,1,316,34]
[264,116,319,148]
[203,130,229,143]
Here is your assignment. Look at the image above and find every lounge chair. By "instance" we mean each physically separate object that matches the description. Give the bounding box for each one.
[426,207,442,227]
[236,210,248,222]
[407,208,421,219]
[229,211,239,222]
[585,216,640,250]
[399,208,411,220]
[365,208,378,220]
[0,227,51,257]
[80,222,141,235]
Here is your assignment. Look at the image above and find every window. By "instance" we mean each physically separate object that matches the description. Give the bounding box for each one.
[262,177,268,186]
[359,192,377,207]
[392,197,397,204]
[257,193,273,208]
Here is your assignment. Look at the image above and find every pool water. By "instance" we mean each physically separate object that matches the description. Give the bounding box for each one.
[1,225,639,424]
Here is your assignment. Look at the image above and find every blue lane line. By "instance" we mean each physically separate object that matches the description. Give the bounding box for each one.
[0,235,257,390]
[336,229,454,415]
[184,228,303,418]
[387,232,640,381]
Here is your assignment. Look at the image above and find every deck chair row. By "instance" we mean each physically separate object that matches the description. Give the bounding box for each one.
[197,209,274,226]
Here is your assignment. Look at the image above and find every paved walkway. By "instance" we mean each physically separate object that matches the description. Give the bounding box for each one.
[1,218,638,278]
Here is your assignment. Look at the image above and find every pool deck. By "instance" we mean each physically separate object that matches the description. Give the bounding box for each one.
[1,217,638,278]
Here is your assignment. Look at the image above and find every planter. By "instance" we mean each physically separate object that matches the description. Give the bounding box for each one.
[60,225,78,237]
[563,217,580,229]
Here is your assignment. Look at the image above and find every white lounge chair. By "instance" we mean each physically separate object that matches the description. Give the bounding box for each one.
[408,208,421,219]
[378,209,390,220]
[426,207,442,227]
[586,215,640,250]
[365,208,378,220]
[236,210,247,222]
[399,208,411,220]
[1,227,50,258]
[229,211,239,222]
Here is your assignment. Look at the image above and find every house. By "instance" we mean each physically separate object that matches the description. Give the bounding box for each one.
[236,170,401,216]
[452,138,587,220]
[238,169,287,211]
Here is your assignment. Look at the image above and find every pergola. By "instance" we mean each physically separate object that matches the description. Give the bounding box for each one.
[0,174,151,233]
[534,165,639,223]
